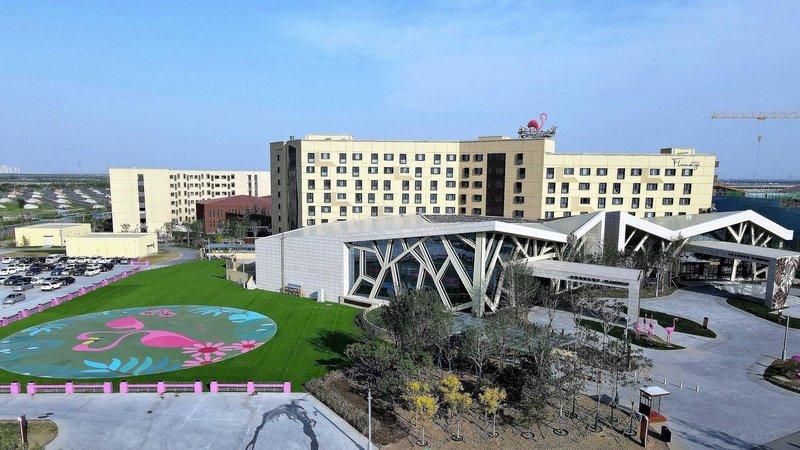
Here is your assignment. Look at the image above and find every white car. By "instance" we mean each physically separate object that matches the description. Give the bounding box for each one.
[41,281,63,291]
[45,254,62,264]
[84,268,101,276]
[0,267,18,276]
[75,257,87,264]
[28,276,44,286]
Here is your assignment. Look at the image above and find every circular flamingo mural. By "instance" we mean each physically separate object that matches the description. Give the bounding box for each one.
[0,305,277,379]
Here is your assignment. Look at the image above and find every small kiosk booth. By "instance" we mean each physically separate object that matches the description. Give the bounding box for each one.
[639,386,671,443]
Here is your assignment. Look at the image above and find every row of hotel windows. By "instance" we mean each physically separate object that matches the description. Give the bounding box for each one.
[306,205,457,221]
[547,167,694,178]
[548,182,692,194]
[306,179,457,190]
[169,173,238,180]
[543,197,692,208]
[306,166,456,177]
[309,153,459,164]
[541,210,682,219]
[307,193,456,204]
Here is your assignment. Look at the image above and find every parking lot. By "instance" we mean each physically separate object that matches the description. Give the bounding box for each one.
[0,262,136,319]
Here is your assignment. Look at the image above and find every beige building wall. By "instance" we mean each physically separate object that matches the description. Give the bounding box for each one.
[14,223,92,247]
[66,233,158,258]
[110,168,270,233]
[271,135,717,231]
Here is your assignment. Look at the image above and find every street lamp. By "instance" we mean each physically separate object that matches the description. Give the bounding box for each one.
[367,389,373,450]
[778,311,790,361]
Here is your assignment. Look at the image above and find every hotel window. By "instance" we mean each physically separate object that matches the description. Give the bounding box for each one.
[368,193,375,203]
[545,197,555,205]
[473,181,483,189]
[400,167,409,174]
[308,180,315,190]
[544,211,555,218]
[324,180,331,190]
[384,193,394,201]
[430,194,438,204]
[612,197,623,205]
[683,183,692,194]
[336,180,346,187]
[368,167,378,174]
[339,153,347,163]
[446,181,456,188]
[307,153,316,163]
[321,206,331,213]
[473,194,483,202]
[665,212,673,216]
[353,206,362,213]
[306,166,315,174]
[430,180,438,191]
[560,197,569,208]
[308,206,315,216]
[598,198,606,208]
[355,193,363,203]
[617,168,626,179]
[371,153,379,164]
[679,198,691,205]
[463,168,470,178]
[547,182,556,194]
[352,153,362,161]
[579,183,590,190]
[518,168,526,179]
[336,166,347,174]
[320,167,328,177]
[632,198,640,209]
[381,180,390,191]
[564,168,575,175]
[665,168,676,176]
[399,154,407,164]
[402,180,410,191]
[513,210,524,218]
[446,194,456,201]
[613,183,621,194]
[447,154,457,161]
[320,153,330,160]
[431,167,441,175]
[460,181,469,188]
[563,212,572,217]
[514,182,523,194]
[514,196,525,204]
[472,208,482,215]
[546,168,555,179]
[416,207,427,214]
[371,207,378,216]
[415,194,422,204]
[599,183,607,194]
[580,197,590,205]
[561,182,570,193]
[645,198,654,209]
[306,193,314,203]
[474,154,484,162]
[415,154,425,161]
[339,206,347,216]
[515,153,524,164]
[462,154,470,162]
[324,193,331,203]
[446,167,454,178]
[384,206,394,213]
[664,183,675,191]
[352,167,360,177]
[415,180,422,191]
[355,180,363,190]
[384,167,394,174]
[398,206,406,214]
[663,198,674,205]
[646,183,657,191]
[631,168,642,176]
[384,153,394,161]
[650,168,660,176]
[434,154,441,164]
[402,193,409,204]
[682,169,694,176]
[580,168,591,176]
[415,167,423,177]
[473,168,483,175]
[597,168,608,176]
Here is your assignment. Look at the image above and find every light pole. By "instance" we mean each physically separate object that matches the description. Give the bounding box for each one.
[779,311,790,360]
[367,388,373,450]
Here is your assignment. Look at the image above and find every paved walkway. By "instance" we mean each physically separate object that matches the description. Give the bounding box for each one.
[0,393,367,450]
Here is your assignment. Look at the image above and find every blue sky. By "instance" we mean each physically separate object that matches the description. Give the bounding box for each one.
[1,1,798,178]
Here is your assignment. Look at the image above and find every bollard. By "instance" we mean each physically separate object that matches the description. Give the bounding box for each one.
[246,380,255,395]
[283,381,292,393]
[119,381,129,394]
[194,381,203,393]
[210,381,218,393]
[157,381,165,395]
[65,381,74,395]
[26,382,36,395]
[10,381,20,395]
[702,317,708,330]
[103,381,113,394]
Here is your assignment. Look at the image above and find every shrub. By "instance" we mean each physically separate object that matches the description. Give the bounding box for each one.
[305,372,370,434]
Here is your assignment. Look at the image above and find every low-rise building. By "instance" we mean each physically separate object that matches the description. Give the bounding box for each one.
[66,233,158,258]
[196,195,272,235]
[14,223,91,247]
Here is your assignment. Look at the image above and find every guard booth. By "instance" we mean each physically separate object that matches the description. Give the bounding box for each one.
[639,386,670,423]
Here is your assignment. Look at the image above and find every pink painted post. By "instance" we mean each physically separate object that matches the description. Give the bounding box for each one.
[209,381,218,393]
[10,381,20,394]
[20,310,28,319]
[283,381,291,393]
[102,279,109,286]
[119,381,128,394]
[26,382,36,395]
[194,381,203,393]
[79,288,86,295]
[103,381,113,394]
[157,381,165,394]
[65,381,74,395]
[37,304,45,313]
[1,318,7,327]
[246,380,255,395]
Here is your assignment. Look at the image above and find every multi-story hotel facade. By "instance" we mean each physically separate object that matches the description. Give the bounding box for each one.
[270,134,717,233]
[109,168,270,233]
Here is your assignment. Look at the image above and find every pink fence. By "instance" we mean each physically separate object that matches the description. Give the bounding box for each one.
[210,380,291,394]
[131,259,150,266]
[0,268,143,327]
[0,380,290,395]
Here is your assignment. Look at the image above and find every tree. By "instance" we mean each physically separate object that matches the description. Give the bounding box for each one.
[439,374,471,440]
[486,307,519,370]
[20,235,30,247]
[120,223,131,233]
[380,288,450,359]
[478,386,506,437]
[498,258,541,309]
[461,324,494,378]
[345,338,415,401]
[406,380,438,446]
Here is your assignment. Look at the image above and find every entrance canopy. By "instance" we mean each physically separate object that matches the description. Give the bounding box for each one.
[527,259,643,325]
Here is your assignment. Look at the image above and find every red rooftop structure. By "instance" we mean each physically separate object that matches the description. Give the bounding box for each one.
[196,195,272,235]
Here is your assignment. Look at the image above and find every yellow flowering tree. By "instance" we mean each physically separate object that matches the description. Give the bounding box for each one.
[439,374,473,440]
[406,381,439,445]
[478,386,507,437]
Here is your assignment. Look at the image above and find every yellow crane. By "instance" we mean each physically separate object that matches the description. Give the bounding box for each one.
[711,111,800,164]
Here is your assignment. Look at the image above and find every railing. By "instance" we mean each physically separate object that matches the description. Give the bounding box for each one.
[0,267,143,327]
[0,380,290,395]
[209,380,291,394]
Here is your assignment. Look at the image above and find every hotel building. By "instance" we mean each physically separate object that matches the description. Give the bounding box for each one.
[269,134,717,233]
[109,168,270,233]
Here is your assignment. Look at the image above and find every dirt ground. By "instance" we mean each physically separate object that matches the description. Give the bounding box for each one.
[0,419,58,449]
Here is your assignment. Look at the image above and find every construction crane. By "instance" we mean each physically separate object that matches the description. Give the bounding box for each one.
[711,111,800,164]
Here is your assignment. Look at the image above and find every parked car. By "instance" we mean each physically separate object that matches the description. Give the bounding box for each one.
[3,275,23,286]
[51,267,64,276]
[84,268,101,277]
[72,267,86,276]
[28,276,44,286]
[118,258,130,265]
[45,254,62,264]
[41,281,62,291]
[100,263,114,272]
[0,267,18,276]
[2,293,25,305]
[13,283,34,292]
[26,266,43,276]
[58,276,76,286]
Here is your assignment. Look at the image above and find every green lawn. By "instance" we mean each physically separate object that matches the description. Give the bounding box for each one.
[640,308,717,338]
[579,320,684,350]
[727,298,800,330]
[0,260,361,390]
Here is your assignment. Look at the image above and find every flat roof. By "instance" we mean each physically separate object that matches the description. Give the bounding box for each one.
[686,240,800,260]
[528,259,643,284]
[18,223,89,229]
[645,211,740,230]
[73,233,152,239]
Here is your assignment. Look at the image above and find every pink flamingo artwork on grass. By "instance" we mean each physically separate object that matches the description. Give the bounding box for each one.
[73,316,200,352]
[635,318,643,339]
[647,317,656,337]
[665,318,679,344]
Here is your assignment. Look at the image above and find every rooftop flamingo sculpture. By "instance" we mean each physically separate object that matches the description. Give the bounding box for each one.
[665,318,679,344]
[647,317,656,336]
[635,318,643,339]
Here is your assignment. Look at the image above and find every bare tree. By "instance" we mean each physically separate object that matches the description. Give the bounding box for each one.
[461,324,494,378]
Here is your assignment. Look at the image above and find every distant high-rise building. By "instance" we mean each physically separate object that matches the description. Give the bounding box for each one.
[0,165,21,174]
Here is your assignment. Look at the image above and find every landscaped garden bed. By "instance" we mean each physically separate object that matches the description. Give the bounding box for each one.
[0,419,58,450]
[763,358,800,393]
[727,298,800,329]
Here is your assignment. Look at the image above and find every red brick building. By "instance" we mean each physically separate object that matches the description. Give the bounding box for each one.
[196,195,272,235]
